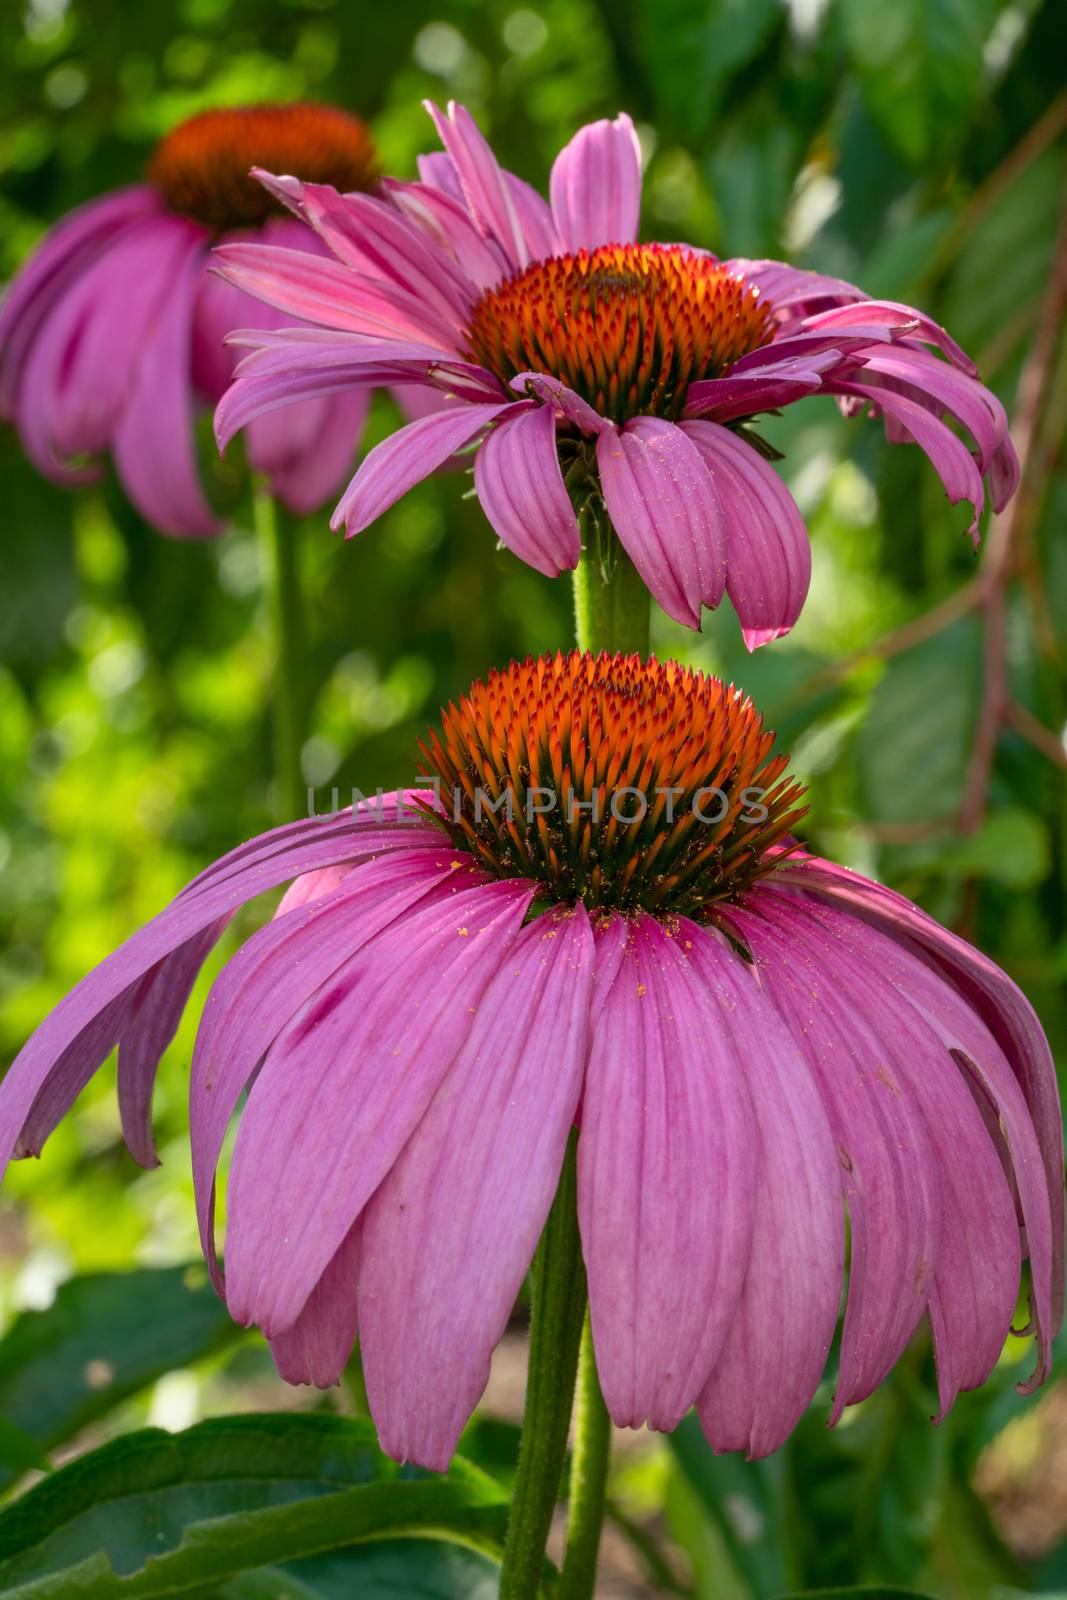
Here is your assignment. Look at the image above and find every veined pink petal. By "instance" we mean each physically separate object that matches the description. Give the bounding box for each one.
[333,401,517,536]
[509,371,611,434]
[729,896,940,1419]
[550,113,642,252]
[382,177,507,292]
[423,101,530,268]
[803,299,977,375]
[682,354,834,422]
[597,417,726,628]
[830,379,986,543]
[112,228,221,538]
[211,242,465,349]
[692,924,844,1458]
[579,915,757,1432]
[754,886,1020,1418]
[727,325,897,373]
[473,403,581,575]
[506,171,561,261]
[680,420,811,649]
[251,169,479,321]
[223,877,536,1336]
[723,259,867,319]
[190,847,461,1287]
[781,856,1064,1341]
[361,906,595,1471]
[269,1219,362,1388]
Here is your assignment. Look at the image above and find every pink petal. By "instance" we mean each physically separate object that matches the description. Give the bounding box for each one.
[729,896,940,1418]
[0,186,159,416]
[269,1219,362,1387]
[579,915,757,1432]
[111,229,221,538]
[222,878,536,1337]
[382,177,507,292]
[680,420,811,648]
[211,241,464,349]
[596,417,726,628]
[803,299,977,374]
[190,848,461,1287]
[423,101,530,268]
[508,371,611,434]
[691,924,844,1458]
[473,402,580,575]
[722,260,867,319]
[360,907,595,1470]
[830,379,986,544]
[332,401,517,536]
[682,353,836,422]
[781,856,1064,1348]
[550,114,642,251]
[248,387,370,517]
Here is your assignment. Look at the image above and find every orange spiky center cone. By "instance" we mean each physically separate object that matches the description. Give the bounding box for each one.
[149,102,377,233]
[466,244,774,422]
[418,651,807,918]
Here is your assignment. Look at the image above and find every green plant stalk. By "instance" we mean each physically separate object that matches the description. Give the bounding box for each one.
[252,480,306,823]
[572,509,652,657]
[498,1136,587,1599]
[559,1314,612,1600]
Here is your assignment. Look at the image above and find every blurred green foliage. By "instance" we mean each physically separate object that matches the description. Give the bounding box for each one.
[1,0,1065,1595]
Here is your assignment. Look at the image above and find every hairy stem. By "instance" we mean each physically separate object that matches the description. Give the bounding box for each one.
[559,1315,612,1600]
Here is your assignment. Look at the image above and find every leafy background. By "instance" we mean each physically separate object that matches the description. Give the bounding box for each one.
[0,0,1065,1595]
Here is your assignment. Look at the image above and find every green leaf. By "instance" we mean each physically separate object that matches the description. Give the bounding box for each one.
[841,0,1001,167]
[215,1538,501,1599]
[0,1414,509,1598]
[0,1266,240,1491]
[633,0,783,140]
[936,807,1051,888]
[856,616,983,825]
[668,1414,793,1595]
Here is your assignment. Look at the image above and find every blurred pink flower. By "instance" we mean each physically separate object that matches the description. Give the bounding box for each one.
[0,104,384,536]
[1,652,1059,1471]
[214,101,1019,642]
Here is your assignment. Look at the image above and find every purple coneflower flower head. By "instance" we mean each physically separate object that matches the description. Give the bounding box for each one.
[1,653,1060,1470]
[0,103,386,536]
[213,102,1019,642]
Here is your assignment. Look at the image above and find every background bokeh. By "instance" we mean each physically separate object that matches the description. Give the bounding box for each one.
[1,1,1065,1595]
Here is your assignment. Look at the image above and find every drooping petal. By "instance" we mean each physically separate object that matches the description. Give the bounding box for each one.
[0,803,439,1181]
[332,401,518,536]
[579,915,757,1432]
[269,1218,362,1388]
[509,371,611,434]
[829,379,986,544]
[0,186,159,416]
[769,888,1021,1416]
[423,101,532,269]
[680,420,811,648]
[247,387,370,517]
[728,897,940,1418]
[801,299,977,375]
[780,856,1064,1343]
[550,113,642,252]
[682,353,835,422]
[190,848,462,1287]
[722,260,867,319]
[474,402,581,575]
[597,417,726,627]
[111,228,222,538]
[222,877,536,1337]
[360,907,595,1470]
[690,924,844,1458]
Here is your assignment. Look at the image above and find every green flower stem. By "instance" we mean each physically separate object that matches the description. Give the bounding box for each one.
[559,1314,612,1600]
[499,1135,587,1599]
[572,518,652,658]
[253,480,306,823]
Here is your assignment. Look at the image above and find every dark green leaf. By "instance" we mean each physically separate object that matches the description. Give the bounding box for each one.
[215,1538,501,1599]
[668,1413,793,1595]
[0,1265,239,1490]
[856,616,983,825]
[0,1414,508,1598]
[842,0,1001,166]
[633,0,783,139]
